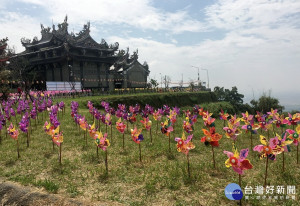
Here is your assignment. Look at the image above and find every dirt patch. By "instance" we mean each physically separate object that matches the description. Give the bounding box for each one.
[0,180,120,206]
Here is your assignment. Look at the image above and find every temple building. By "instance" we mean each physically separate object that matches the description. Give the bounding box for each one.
[14,16,150,91]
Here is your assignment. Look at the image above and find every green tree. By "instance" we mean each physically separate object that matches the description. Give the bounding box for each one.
[149,78,159,89]
[214,86,244,111]
[250,93,284,113]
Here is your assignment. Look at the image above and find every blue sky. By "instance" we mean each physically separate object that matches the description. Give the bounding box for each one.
[1,0,300,110]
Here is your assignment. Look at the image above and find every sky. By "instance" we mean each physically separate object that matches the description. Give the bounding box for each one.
[1,0,300,110]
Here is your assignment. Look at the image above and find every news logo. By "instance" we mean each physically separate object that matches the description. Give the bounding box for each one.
[225,183,243,200]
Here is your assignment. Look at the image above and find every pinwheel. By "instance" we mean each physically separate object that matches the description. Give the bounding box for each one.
[224,143,253,175]
[7,123,20,158]
[140,117,152,143]
[203,113,215,128]
[286,125,300,164]
[284,113,299,128]
[274,132,293,171]
[88,122,97,146]
[253,135,280,186]
[95,131,110,173]
[161,118,174,152]
[183,117,193,134]
[223,124,242,142]
[227,115,240,128]
[116,118,127,149]
[201,127,222,168]
[219,109,229,127]
[258,117,272,136]
[224,143,253,205]
[241,119,260,149]
[52,131,63,164]
[153,110,162,134]
[175,132,195,178]
[19,112,30,147]
[131,127,144,162]
[241,111,253,124]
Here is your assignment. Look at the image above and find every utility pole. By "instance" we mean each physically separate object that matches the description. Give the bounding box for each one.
[164,75,167,91]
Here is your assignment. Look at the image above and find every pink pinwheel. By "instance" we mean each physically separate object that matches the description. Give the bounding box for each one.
[167,109,177,125]
[286,125,300,164]
[258,117,272,131]
[131,126,144,162]
[88,122,97,138]
[175,132,195,155]
[227,115,240,128]
[224,144,253,175]
[7,123,19,140]
[7,123,20,158]
[52,131,63,146]
[223,124,241,141]
[105,113,112,126]
[95,131,110,151]
[284,113,299,126]
[219,109,229,121]
[183,117,193,133]
[116,118,126,133]
[140,117,152,131]
[286,125,300,146]
[203,113,215,128]
[241,111,253,124]
[153,110,162,121]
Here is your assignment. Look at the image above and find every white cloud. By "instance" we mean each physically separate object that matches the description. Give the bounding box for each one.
[17,0,206,33]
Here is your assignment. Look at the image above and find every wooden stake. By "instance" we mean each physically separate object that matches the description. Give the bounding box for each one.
[150,128,152,143]
[297,144,299,164]
[250,132,253,150]
[59,143,62,165]
[105,150,108,173]
[187,153,190,178]
[239,174,242,206]
[156,121,158,134]
[282,151,285,172]
[139,143,142,162]
[97,146,99,157]
[27,132,29,148]
[122,133,125,149]
[17,139,20,158]
[212,145,216,169]
[264,157,269,187]
[110,124,113,144]
[168,133,171,153]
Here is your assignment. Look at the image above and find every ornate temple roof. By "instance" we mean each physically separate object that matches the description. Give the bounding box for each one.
[114,48,149,75]
[20,16,119,52]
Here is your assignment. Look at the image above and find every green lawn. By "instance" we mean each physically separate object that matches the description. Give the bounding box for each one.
[0,98,299,206]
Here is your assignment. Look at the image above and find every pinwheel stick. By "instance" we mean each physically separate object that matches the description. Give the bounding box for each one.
[17,139,20,158]
[264,157,269,187]
[211,145,216,169]
[105,150,108,173]
[282,152,285,172]
[96,145,99,157]
[250,133,253,151]
[239,174,242,206]
[59,143,62,165]
[150,128,152,143]
[85,129,88,146]
[110,124,113,144]
[168,133,171,153]
[0,132,2,145]
[52,141,55,151]
[156,121,158,134]
[297,145,299,164]
[122,133,125,149]
[139,143,142,162]
[27,132,30,148]
[223,120,226,127]
[127,121,129,132]
[187,153,190,178]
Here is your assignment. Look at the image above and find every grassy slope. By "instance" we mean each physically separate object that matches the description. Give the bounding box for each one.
[0,98,299,206]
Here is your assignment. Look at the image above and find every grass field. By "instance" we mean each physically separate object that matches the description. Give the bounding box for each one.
[0,98,299,206]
